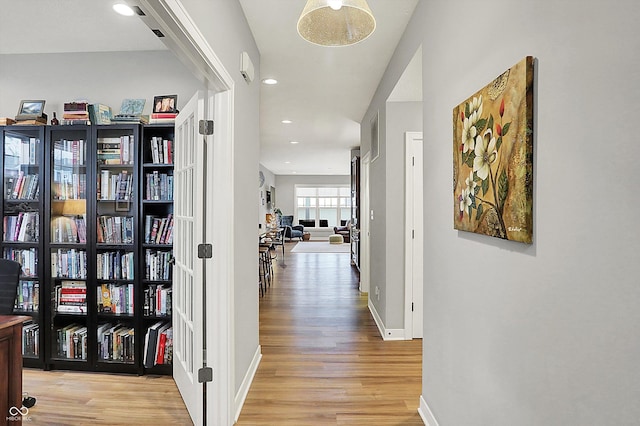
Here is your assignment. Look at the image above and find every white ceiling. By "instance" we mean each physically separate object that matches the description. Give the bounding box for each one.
[0,0,419,175]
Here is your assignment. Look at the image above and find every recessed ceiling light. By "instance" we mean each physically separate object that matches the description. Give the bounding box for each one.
[113,3,135,16]
[284,161,291,164]
[262,78,278,85]
[281,119,292,124]
[290,141,299,144]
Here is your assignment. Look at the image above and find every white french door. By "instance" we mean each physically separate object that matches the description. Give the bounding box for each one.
[173,91,205,423]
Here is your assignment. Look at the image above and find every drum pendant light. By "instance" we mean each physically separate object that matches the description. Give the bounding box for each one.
[297,0,376,47]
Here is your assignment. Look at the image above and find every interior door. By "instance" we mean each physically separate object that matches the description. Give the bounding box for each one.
[173,91,205,424]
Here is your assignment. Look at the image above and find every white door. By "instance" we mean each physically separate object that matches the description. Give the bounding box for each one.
[405,132,424,338]
[173,91,205,423]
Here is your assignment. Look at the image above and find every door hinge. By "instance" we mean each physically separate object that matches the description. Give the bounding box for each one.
[412,156,415,166]
[412,229,415,239]
[412,302,414,312]
[198,367,213,383]
[198,243,213,259]
[199,120,214,135]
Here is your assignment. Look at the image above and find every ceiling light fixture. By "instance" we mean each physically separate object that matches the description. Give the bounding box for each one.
[281,120,292,124]
[290,141,299,144]
[297,0,376,47]
[113,3,135,16]
[262,78,278,85]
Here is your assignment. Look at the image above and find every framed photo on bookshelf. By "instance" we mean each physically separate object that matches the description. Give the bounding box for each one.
[17,99,46,118]
[153,95,178,113]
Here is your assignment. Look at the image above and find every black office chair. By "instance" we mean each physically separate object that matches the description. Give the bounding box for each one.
[0,258,36,408]
[0,258,21,315]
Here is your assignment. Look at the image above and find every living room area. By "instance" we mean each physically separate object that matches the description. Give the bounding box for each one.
[258,166,357,244]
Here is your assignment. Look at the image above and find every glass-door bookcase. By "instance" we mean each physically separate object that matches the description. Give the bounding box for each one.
[46,125,90,369]
[1,125,45,368]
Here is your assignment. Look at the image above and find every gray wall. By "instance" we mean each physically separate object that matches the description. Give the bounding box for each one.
[367,0,640,424]
[275,174,351,218]
[364,99,422,329]
[0,50,203,118]
[177,0,261,399]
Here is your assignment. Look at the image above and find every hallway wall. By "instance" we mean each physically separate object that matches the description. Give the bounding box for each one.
[364,0,640,424]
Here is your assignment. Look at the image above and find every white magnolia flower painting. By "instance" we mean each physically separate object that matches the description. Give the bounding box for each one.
[453,56,534,243]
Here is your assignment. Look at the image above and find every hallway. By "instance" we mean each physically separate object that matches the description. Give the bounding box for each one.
[237,242,423,425]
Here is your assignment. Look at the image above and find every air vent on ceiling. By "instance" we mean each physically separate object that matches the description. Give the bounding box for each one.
[132,6,145,16]
[152,29,165,38]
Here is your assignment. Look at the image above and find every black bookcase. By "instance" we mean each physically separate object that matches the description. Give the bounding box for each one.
[0,125,46,369]
[139,124,174,375]
[0,123,175,375]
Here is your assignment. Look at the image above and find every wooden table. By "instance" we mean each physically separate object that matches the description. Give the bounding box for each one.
[0,315,28,426]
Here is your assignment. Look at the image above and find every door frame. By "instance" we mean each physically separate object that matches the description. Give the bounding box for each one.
[360,152,371,294]
[137,1,235,424]
[404,131,423,339]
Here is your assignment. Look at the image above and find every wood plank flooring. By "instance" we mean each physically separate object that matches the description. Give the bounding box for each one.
[236,243,423,425]
[22,241,422,425]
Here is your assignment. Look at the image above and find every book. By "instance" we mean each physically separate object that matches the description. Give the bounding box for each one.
[14,119,46,126]
[89,104,112,125]
[143,321,164,368]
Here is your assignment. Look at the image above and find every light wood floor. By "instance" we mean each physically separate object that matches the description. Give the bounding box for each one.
[23,242,423,425]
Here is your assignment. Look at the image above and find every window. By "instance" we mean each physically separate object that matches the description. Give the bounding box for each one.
[295,185,351,227]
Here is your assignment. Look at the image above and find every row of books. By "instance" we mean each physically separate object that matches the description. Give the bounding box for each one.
[5,172,39,200]
[52,170,86,200]
[148,136,173,164]
[99,283,134,315]
[23,321,39,356]
[144,171,173,201]
[51,215,87,243]
[11,137,39,165]
[98,170,133,201]
[53,139,86,166]
[144,214,174,245]
[54,280,86,314]
[145,249,173,281]
[4,248,37,277]
[15,280,39,312]
[97,135,135,165]
[143,321,173,368]
[97,322,135,363]
[3,212,39,242]
[143,284,172,317]
[97,250,135,280]
[51,248,87,279]
[55,323,87,359]
[97,215,134,244]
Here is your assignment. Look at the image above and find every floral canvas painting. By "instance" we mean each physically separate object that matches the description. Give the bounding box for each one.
[453,56,534,243]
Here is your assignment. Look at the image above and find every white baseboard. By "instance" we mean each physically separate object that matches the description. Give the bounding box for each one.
[368,299,406,341]
[234,345,262,422]
[418,395,439,426]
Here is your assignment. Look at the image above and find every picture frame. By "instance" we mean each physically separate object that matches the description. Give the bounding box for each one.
[17,100,46,118]
[153,95,178,113]
[452,56,534,244]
